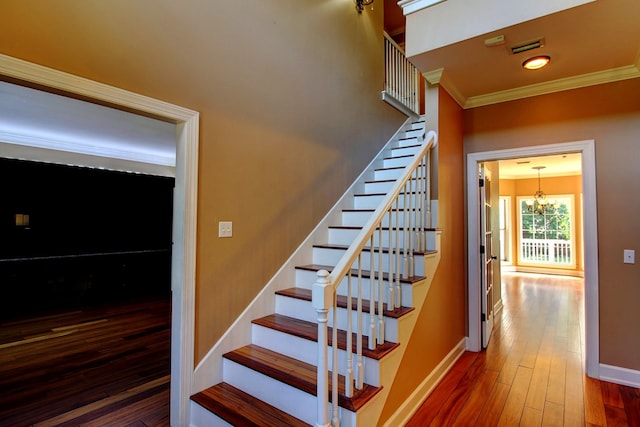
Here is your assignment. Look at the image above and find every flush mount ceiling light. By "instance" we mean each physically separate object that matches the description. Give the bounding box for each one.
[355,0,374,13]
[523,55,551,70]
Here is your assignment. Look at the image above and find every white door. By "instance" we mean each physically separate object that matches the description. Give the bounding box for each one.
[479,164,494,348]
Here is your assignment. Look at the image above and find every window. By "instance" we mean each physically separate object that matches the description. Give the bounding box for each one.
[499,197,510,263]
[517,195,575,267]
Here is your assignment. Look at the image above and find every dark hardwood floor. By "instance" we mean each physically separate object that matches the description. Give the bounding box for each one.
[4,273,638,426]
[407,272,640,427]
[0,298,171,427]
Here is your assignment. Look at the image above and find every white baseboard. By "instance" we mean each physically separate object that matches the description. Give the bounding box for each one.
[494,298,504,316]
[383,338,467,426]
[599,363,640,388]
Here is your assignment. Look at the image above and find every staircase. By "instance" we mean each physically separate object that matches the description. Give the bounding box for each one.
[190,119,440,426]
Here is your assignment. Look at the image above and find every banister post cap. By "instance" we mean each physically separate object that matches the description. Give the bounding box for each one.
[312,270,332,311]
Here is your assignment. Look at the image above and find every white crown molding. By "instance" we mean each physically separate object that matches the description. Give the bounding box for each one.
[464,64,640,109]
[423,68,468,108]
[398,0,447,16]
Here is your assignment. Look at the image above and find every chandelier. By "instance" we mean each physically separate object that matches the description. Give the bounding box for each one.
[526,166,556,215]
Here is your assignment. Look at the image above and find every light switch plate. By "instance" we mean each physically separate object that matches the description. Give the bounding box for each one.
[218,221,232,238]
[623,249,635,264]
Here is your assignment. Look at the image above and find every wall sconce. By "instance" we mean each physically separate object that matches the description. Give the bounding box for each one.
[355,0,374,13]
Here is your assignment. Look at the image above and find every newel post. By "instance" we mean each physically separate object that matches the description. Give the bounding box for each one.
[313,269,332,427]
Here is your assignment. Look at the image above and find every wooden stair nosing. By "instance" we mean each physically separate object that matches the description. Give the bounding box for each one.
[328,225,438,233]
[275,287,414,320]
[191,382,311,427]
[295,264,427,283]
[223,344,381,412]
[252,313,400,360]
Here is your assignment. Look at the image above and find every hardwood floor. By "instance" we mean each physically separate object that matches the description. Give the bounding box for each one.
[0,298,171,427]
[407,272,640,427]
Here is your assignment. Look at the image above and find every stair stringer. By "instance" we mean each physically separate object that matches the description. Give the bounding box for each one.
[191,116,420,395]
[350,231,442,426]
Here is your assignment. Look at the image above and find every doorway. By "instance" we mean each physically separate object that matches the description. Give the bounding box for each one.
[466,140,599,378]
[0,54,199,426]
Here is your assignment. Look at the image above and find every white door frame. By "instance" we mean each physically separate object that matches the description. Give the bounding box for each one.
[0,54,199,425]
[466,140,599,378]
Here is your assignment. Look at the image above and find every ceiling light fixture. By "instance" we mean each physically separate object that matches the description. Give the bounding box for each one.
[355,0,374,13]
[523,55,551,70]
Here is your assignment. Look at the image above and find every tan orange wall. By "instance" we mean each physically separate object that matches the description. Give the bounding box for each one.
[0,0,407,363]
[380,86,467,423]
[465,79,640,370]
[500,175,583,272]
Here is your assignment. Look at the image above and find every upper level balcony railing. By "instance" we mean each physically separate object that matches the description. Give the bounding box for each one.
[382,33,422,117]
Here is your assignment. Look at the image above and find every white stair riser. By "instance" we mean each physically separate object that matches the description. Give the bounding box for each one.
[251,324,382,386]
[328,227,434,251]
[354,193,416,209]
[397,136,419,147]
[191,401,233,427]
[383,156,413,169]
[374,167,404,181]
[364,180,396,194]
[342,210,427,228]
[404,128,423,138]
[354,194,384,209]
[312,247,425,277]
[392,145,420,157]
[294,269,415,307]
[223,359,318,425]
[274,295,400,343]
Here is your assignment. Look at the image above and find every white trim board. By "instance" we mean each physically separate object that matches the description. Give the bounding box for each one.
[466,140,600,378]
[599,364,640,389]
[383,338,466,426]
[0,54,200,426]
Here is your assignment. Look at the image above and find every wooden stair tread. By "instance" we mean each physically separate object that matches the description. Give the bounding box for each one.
[329,225,437,231]
[295,264,427,283]
[223,344,381,412]
[253,313,400,359]
[191,382,311,427]
[313,242,437,257]
[275,287,414,320]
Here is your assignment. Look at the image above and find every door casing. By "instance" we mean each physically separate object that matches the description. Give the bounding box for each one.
[466,140,599,377]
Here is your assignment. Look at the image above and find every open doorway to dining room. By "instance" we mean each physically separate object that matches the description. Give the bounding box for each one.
[466,140,599,378]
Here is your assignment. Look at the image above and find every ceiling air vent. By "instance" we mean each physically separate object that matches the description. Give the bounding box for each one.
[511,38,545,55]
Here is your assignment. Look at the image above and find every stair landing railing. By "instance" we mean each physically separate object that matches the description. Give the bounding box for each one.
[313,129,437,426]
[381,32,422,117]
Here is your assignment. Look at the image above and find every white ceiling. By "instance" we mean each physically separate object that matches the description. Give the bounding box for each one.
[405,0,640,108]
[0,81,177,175]
[498,153,582,179]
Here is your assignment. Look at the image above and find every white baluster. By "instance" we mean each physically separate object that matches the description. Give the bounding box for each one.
[368,235,376,350]
[356,256,364,390]
[346,274,353,398]
[377,225,385,345]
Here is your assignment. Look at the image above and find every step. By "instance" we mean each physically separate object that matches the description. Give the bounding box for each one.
[276,286,413,343]
[383,154,414,169]
[252,309,398,360]
[294,263,426,306]
[342,208,430,228]
[352,191,427,209]
[223,344,382,422]
[191,382,311,427]
[251,312,399,385]
[312,244,426,277]
[327,225,436,248]
[373,166,405,181]
[391,144,421,157]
